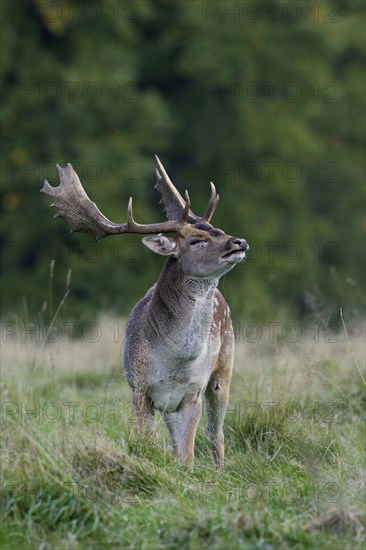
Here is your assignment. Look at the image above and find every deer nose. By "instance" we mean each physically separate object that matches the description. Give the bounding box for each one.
[231,238,248,251]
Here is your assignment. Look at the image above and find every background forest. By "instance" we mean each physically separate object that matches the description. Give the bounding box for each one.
[1,0,365,326]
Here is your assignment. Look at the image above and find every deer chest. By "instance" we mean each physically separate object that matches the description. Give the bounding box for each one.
[145,353,212,413]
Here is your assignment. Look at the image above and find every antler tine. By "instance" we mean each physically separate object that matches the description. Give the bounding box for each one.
[126,194,190,234]
[155,155,175,188]
[127,197,137,230]
[154,155,197,223]
[180,190,191,223]
[202,181,220,222]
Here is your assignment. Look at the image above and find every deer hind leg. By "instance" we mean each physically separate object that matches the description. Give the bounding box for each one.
[205,318,235,467]
[205,333,234,467]
[205,376,230,467]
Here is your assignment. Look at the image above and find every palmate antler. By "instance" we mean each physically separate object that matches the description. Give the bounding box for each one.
[154,155,219,223]
[40,157,219,240]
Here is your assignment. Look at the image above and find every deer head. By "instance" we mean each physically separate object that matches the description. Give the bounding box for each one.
[40,157,248,279]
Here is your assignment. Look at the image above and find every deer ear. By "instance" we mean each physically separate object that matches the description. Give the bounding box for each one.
[142,235,178,257]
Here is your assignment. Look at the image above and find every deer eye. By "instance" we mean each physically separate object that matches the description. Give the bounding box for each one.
[190,239,207,246]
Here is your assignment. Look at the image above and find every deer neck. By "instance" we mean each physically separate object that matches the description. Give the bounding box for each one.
[145,258,218,347]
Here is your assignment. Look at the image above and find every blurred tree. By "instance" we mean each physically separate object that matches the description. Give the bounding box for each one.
[1,0,365,324]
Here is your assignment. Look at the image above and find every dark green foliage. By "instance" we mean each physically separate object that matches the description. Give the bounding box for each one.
[1,0,365,321]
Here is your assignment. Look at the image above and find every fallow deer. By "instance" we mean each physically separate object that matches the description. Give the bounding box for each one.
[41,157,248,467]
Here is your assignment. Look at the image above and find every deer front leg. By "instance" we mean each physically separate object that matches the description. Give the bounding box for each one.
[176,398,202,468]
[163,412,179,459]
[132,390,154,436]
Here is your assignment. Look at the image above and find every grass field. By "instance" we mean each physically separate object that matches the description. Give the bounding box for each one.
[1,313,365,549]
